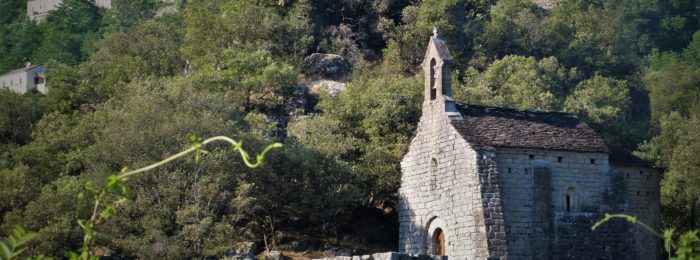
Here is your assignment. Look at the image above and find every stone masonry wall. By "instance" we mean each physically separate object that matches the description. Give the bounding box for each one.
[399,113,490,259]
[614,165,662,259]
[495,148,657,259]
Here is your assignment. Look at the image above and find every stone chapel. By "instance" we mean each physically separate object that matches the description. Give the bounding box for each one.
[398,35,661,259]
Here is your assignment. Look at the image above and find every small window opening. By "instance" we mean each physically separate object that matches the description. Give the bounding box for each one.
[430,158,438,190]
[569,243,574,249]
[640,170,643,175]
[529,154,534,159]
[637,191,640,196]
[590,159,595,164]
[524,169,528,174]
[429,59,437,100]
[557,156,563,163]
[646,191,650,196]
[565,194,571,212]
[508,168,511,173]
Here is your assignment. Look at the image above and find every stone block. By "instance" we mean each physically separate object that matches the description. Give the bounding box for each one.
[371,252,400,260]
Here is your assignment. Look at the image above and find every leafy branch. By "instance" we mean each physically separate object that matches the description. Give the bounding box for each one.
[0,226,48,260]
[593,213,699,260]
[69,135,282,260]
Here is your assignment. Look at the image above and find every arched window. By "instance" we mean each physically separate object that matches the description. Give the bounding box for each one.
[429,59,437,100]
[430,158,438,190]
[432,228,445,255]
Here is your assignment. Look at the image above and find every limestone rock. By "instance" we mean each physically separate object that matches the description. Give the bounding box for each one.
[307,80,346,98]
[302,53,352,80]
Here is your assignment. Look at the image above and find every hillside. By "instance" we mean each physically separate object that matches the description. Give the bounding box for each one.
[1,0,700,258]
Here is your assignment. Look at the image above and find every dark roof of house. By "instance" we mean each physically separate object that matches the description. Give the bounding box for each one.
[450,103,610,153]
[3,65,42,75]
[609,151,655,167]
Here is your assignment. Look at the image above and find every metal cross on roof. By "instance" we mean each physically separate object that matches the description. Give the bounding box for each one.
[433,27,438,37]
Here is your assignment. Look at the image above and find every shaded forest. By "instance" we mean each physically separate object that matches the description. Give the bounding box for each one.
[0,0,699,258]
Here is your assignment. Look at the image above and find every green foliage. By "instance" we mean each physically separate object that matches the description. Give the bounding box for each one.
[564,75,630,126]
[293,67,422,207]
[455,55,562,110]
[382,0,491,73]
[193,49,297,113]
[482,0,544,59]
[0,90,34,145]
[543,0,643,77]
[182,0,313,68]
[104,0,156,30]
[2,0,700,256]
[0,20,41,74]
[0,226,42,260]
[32,0,102,65]
[637,114,700,229]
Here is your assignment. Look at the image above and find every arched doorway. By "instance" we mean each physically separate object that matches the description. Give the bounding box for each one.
[432,228,445,255]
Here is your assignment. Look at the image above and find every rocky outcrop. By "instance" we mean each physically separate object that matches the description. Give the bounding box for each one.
[302,53,352,80]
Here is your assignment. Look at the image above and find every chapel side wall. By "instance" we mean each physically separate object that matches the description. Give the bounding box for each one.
[615,165,662,259]
[496,148,636,259]
[399,115,490,259]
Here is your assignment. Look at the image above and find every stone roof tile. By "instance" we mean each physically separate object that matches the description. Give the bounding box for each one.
[451,103,609,153]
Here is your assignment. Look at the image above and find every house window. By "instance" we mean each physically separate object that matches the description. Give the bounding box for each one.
[529,154,534,159]
[508,168,511,173]
[524,168,528,174]
[590,159,595,164]
[557,156,563,163]
[429,59,437,100]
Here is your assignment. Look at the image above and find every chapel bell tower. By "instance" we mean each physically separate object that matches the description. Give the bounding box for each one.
[422,29,460,118]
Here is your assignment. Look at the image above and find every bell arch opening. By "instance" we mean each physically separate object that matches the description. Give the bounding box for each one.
[429,58,437,100]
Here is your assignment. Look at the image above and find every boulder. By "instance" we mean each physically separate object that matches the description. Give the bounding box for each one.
[302,53,352,80]
[307,80,346,98]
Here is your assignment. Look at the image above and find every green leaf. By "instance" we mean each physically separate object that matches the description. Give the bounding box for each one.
[100,206,117,220]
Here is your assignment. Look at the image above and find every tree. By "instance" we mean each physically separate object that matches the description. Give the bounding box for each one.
[543,0,643,77]
[104,0,156,30]
[32,0,102,65]
[192,49,297,113]
[564,75,630,126]
[0,21,41,73]
[0,90,33,145]
[637,113,700,230]
[182,0,313,69]
[481,0,545,59]
[381,0,492,74]
[455,55,561,110]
